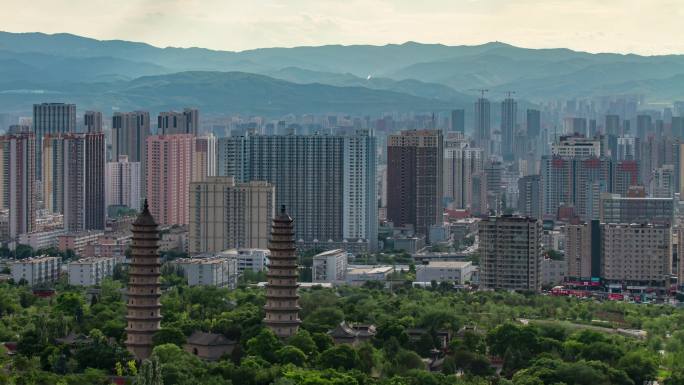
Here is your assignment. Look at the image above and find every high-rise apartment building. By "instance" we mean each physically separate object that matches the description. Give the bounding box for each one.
[678,227,684,288]
[443,136,483,210]
[33,103,76,180]
[614,160,639,196]
[542,136,614,220]
[605,115,620,136]
[450,109,465,133]
[105,155,142,211]
[526,109,541,138]
[112,111,150,196]
[216,136,245,180]
[0,132,36,239]
[651,165,675,198]
[602,223,671,288]
[474,97,491,152]
[220,131,377,251]
[387,130,443,240]
[552,135,601,157]
[84,111,102,132]
[146,134,194,226]
[192,134,217,182]
[600,193,674,225]
[616,136,640,161]
[517,175,542,219]
[479,215,542,292]
[563,117,587,136]
[42,133,105,231]
[636,114,652,139]
[158,108,199,136]
[189,176,275,253]
[501,97,517,160]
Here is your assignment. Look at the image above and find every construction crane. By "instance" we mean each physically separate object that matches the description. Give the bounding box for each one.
[469,88,489,98]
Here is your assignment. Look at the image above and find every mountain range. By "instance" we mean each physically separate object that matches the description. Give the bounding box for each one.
[1,31,683,116]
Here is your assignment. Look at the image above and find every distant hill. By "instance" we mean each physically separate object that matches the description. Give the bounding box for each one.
[1,31,684,114]
[0,71,456,115]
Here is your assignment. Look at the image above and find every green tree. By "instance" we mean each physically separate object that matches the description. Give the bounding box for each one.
[276,346,307,366]
[318,344,360,371]
[152,327,186,347]
[136,356,163,385]
[246,329,283,363]
[618,350,658,385]
[287,330,318,357]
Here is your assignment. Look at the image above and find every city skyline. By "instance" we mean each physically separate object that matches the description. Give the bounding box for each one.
[2,0,684,55]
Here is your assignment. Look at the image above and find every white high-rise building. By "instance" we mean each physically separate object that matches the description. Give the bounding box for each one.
[443,135,484,210]
[217,130,377,252]
[106,155,142,211]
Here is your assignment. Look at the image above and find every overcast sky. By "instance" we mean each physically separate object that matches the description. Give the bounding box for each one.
[2,0,683,54]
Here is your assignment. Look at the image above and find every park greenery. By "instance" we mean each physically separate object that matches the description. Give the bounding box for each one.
[1,273,684,385]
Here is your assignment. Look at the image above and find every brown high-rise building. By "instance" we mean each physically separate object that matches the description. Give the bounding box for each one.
[387,130,443,240]
[42,132,105,231]
[263,206,301,339]
[0,132,36,240]
[479,215,542,292]
[125,201,161,360]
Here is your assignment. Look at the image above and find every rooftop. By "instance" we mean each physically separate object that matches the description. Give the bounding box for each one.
[424,261,472,268]
[313,249,346,258]
[347,266,394,275]
[68,256,116,265]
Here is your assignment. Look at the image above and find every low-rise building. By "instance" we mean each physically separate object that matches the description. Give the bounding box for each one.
[173,256,239,288]
[18,229,67,250]
[160,225,188,252]
[235,248,270,273]
[416,261,475,284]
[312,249,349,284]
[83,231,132,259]
[68,256,117,286]
[393,235,425,254]
[345,265,394,286]
[58,231,104,256]
[34,209,64,232]
[540,257,567,286]
[10,255,61,286]
[184,331,237,361]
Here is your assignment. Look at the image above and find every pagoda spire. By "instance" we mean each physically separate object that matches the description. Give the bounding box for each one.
[125,201,161,359]
[263,206,301,338]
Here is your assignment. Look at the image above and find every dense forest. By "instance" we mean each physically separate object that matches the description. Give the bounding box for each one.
[1,273,684,385]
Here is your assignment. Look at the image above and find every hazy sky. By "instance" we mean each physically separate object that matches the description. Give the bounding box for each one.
[2,0,683,54]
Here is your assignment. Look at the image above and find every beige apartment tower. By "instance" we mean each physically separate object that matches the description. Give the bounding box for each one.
[565,223,593,279]
[479,215,542,292]
[189,176,274,254]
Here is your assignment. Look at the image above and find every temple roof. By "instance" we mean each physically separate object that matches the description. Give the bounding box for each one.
[186,331,235,347]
